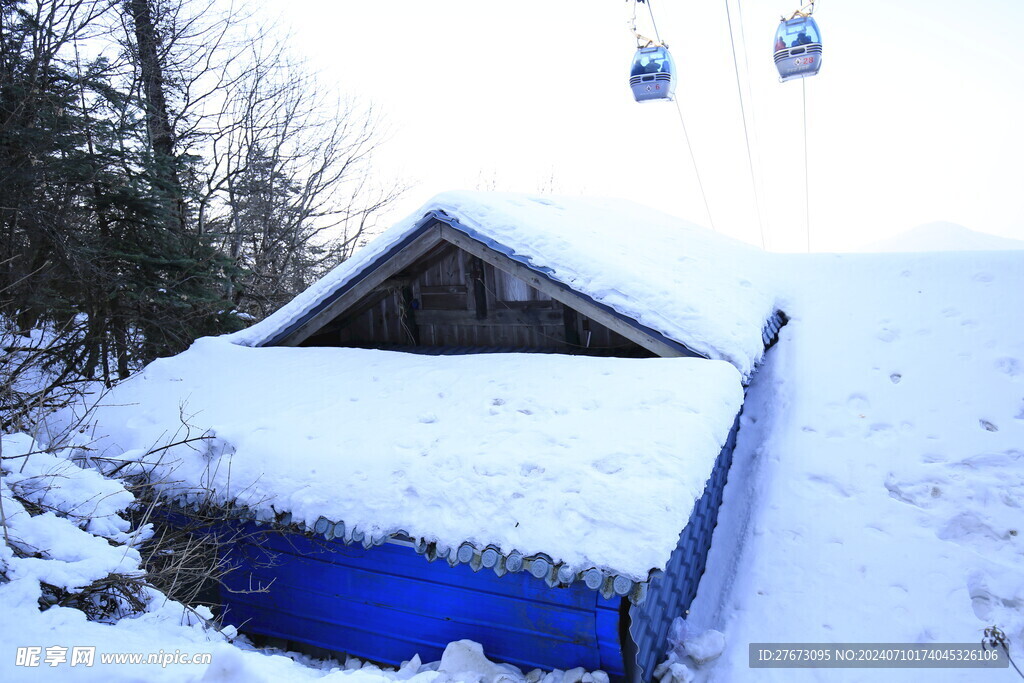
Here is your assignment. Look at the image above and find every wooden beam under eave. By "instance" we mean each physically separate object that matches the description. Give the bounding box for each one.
[437,225,696,359]
[278,224,447,347]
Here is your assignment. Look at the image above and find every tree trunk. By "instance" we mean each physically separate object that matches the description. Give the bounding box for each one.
[127,0,186,235]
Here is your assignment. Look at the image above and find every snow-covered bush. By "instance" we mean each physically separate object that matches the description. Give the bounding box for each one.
[0,432,154,621]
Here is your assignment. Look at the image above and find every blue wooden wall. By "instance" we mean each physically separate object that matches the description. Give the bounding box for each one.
[220,528,625,676]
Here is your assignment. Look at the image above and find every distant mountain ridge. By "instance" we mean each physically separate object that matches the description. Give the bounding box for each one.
[862,221,1024,252]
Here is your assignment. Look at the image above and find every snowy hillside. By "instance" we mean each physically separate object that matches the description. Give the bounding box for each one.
[688,250,1024,681]
[860,221,1024,253]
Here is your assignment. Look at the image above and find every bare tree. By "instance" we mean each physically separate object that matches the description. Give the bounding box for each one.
[200,45,407,317]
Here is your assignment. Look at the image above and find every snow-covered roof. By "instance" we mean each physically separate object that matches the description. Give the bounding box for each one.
[230,192,779,379]
[84,339,744,588]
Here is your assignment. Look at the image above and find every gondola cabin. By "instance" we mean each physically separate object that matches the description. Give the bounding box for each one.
[630,45,676,102]
[773,15,822,82]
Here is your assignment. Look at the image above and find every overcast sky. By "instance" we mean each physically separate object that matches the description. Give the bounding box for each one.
[257,0,1024,252]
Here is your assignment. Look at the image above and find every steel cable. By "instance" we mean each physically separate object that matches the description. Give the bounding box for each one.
[724,0,766,249]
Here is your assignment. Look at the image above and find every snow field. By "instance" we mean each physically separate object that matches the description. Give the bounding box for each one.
[688,251,1024,681]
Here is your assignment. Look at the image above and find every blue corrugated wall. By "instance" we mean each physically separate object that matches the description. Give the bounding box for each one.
[627,414,740,681]
[220,528,626,676]
[213,413,741,680]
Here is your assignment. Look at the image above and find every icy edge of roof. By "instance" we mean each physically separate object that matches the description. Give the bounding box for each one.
[173,496,650,605]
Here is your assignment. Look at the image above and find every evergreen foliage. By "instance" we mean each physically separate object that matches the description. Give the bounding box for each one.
[0,0,401,384]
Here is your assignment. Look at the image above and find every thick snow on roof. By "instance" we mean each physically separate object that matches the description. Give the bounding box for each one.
[84,340,744,581]
[230,191,778,379]
[686,249,1024,680]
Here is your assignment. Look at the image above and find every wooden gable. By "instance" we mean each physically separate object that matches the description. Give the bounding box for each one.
[278,220,696,358]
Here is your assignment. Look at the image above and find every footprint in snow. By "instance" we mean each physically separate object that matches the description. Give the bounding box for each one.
[885,477,942,508]
[972,272,994,283]
[979,419,998,432]
[890,373,902,384]
[808,473,851,498]
[938,511,1007,546]
[995,357,1021,377]
[877,328,899,343]
[847,393,870,414]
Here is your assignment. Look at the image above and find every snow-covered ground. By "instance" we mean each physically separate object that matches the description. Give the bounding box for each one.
[688,250,1024,681]
[2,199,1023,681]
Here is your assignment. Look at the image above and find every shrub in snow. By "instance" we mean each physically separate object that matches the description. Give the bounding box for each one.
[1,433,153,621]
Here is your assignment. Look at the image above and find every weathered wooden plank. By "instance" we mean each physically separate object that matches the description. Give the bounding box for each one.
[420,284,469,295]
[563,307,581,348]
[400,285,420,345]
[414,308,564,328]
[280,225,445,346]
[468,256,488,320]
[372,277,412,292]
[495,268,532,302]
[438,225,692,358]
[420,292,468,310]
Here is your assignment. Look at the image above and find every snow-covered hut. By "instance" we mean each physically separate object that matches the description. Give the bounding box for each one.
[87,192,784,681]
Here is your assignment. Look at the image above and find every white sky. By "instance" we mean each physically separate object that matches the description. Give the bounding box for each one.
[257,0,1024,252]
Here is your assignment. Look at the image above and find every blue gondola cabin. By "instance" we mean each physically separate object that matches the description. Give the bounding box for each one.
[773,15,823,82]
[630,45,677,102]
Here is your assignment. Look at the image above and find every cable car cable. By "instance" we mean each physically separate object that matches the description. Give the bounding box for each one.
[735,0,769,242]
[645,0,663,46]
[803,78,811,251]
[673,99,717,233]
[724,0,766,249]
[628,0,715,231]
